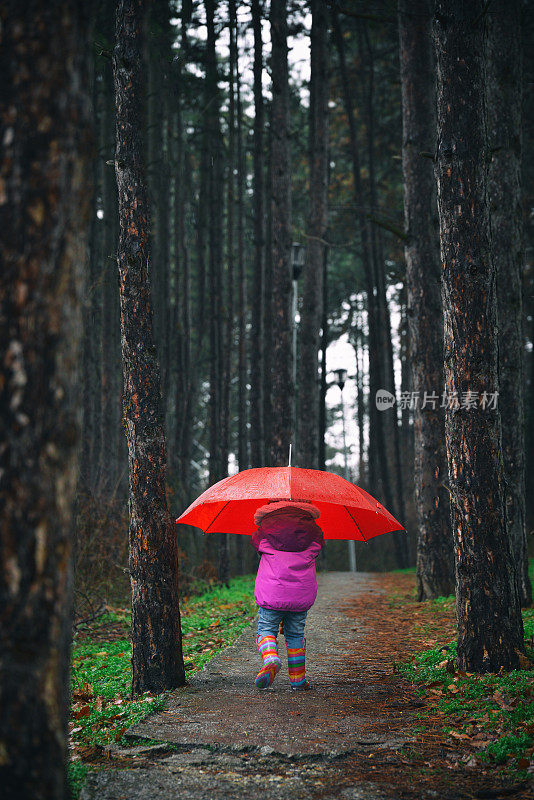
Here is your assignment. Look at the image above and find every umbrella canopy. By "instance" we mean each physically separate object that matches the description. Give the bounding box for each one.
[175,466,405,542]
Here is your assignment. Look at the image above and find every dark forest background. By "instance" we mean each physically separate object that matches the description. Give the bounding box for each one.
[75,0,534,595]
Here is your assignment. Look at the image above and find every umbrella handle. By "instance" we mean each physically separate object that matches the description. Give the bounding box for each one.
[289,443,292,467]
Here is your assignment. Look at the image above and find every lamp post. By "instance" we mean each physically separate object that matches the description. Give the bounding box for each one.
[291,242,305,456]
[333,368,357,573]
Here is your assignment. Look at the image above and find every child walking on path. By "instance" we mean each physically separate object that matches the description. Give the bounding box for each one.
[251,500,325,691]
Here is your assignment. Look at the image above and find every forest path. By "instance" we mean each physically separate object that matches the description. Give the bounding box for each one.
[80,572,528,800]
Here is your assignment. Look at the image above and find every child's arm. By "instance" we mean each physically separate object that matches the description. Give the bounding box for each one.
[310,523,325,558]
[251,529,263,551]
[311,521,324,548]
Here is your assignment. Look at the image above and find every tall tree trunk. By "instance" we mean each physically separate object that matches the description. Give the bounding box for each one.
[205,0,224,487]
[487,0,532,607]
[398,0,453,599]
[80,65,102,494]
[399,288,415,558]
[318,246,329,471]
[169,47,192,510]
[251,0,265,467]
[434,0,524,672]
[236,4,248,495]
[221,0,235,482]
[99,58,121,496]
[352,297,366,487]
[0,3,92,796]
[297,0,329,469]
[218,0,239,586]
[269,0,293,466]
[359,24,408,563]
[263,109,273,466]
[146,3,172,412]
[331,9,396,533]
[113,0,185,693]
[177,97,193,508]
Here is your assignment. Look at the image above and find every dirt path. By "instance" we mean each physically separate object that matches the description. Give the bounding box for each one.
[80,572,532,800]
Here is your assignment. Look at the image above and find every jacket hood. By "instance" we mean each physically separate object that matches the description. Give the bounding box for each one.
[253,500,320,526]
[257,510,324,552]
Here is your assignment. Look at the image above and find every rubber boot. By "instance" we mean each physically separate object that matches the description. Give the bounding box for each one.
[287,637,311,690]
[255,634,281,689]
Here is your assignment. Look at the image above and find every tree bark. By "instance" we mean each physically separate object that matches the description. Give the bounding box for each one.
[218,0,239,586]
[318,246,329,471]
[434,0,524,672]
[113,0,185,693]
[398,0,453,599]
[236,17,248,479]
[350,297,366,487]
[331,8,396,528]
[99,55,121,496]
[297,0,329,470]
[399,288,415,558]
[487,0,532,607]
[205,0,225,487]
[263,110,273,466]
[80,65,102,494]
[358,24,408,565]
[146,4,172,411]
[269,0,293,467]
[0,2,92,796]
[168,47,193,510]
[250,0,265,468]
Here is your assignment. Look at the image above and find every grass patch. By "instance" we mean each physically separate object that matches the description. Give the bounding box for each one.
[69,575,256,796]
[396,605,534,773]
[68,762,89,798]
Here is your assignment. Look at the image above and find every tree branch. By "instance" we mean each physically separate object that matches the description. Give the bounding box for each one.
[365,213,408,242]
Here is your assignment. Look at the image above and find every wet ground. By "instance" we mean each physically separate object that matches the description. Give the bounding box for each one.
[80,572,533,800]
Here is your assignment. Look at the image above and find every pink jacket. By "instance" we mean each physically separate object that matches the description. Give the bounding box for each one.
[252,511,324,612]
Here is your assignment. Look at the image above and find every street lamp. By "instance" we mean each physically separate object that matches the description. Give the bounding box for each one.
[291,243,305,454]
[332,368,357,574]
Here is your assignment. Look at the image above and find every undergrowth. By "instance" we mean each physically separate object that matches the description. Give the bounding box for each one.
[69,575,256,796]
[396,581,534,778]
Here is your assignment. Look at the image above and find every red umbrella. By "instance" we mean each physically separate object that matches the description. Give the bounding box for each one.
[175,466,404,542]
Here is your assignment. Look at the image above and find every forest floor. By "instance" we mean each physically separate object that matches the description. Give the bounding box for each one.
[73,571,534,800]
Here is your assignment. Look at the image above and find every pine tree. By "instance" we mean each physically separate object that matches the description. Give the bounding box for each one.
[0,2,92,795]
[398,0,453,598]
[434,0,524,672]
[113,0,185,693]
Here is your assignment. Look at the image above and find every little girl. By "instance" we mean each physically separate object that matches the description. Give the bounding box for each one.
[251,500,324,691]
